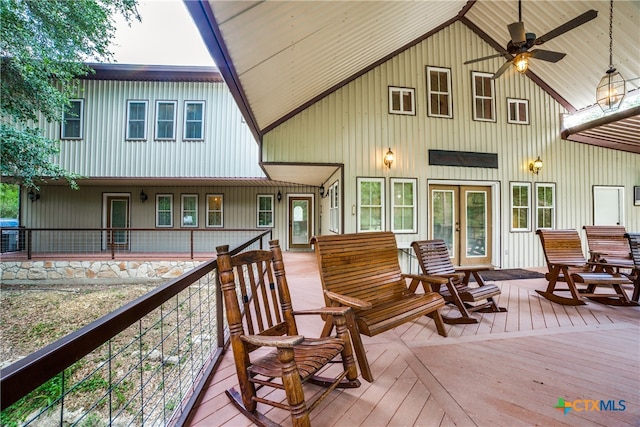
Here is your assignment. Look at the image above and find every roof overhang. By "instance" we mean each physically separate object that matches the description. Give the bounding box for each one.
[562,106,640,154]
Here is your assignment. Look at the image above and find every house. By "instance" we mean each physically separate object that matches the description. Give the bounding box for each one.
[184,0,640,268]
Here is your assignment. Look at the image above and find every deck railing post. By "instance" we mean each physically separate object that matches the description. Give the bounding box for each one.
[27,229,32,260]
[190,230,194,259]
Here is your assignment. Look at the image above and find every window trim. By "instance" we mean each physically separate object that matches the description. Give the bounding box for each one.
[426,66,453,118]
[155,100,177,141]
[510,181,531,232]
[388,86,416,115]
[61,99,84,140]
[507,98,530,125]
[183,101,206,140]
[257,194,275,228]
[206,194,224,228]
[155,194,173,228]
[390,177,417,234]
[535,182,556,230]
[471,71,496,122]
[357,177,386,232]
[126,100,148,140]
[180,194,198,228]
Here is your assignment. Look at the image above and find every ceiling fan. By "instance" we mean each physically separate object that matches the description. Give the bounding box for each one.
[465,1,598,79]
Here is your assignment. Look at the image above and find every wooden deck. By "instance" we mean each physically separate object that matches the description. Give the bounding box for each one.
[188,252,640,427]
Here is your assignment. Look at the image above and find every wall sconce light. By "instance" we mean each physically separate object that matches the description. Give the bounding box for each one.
[529,156,543,175]
[27,189,40,202]
[384,147,395,169]
[277,191,282,203]
[139,190,148,203]
[319,185,325,198]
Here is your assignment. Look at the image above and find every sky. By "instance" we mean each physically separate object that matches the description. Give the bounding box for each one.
[109,0,215,66]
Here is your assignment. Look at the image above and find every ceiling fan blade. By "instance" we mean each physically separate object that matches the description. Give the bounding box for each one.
[529,49,566,63]
[491,60,514,80]
[535,9,598,45]
[464,53,507,65]
[508,22,526,45]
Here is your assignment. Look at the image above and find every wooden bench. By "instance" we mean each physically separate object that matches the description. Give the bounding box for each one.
[624,233,640,303]
[536,229,635,306]
[583,225,633,271]
[313,232,447,381]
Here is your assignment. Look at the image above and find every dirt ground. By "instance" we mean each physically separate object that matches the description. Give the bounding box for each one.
[0,283,158,365]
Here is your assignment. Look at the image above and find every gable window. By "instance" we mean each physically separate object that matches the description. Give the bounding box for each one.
[535,183,556,229]
[329,181,340,233]
[510,182,531,232]
[391,178,417,233]
[426,66,452,118]
[471,72,495,122]
[127,100,148,140]
[184,101,205,140]
[357,177,385,232]
[155,101,177,140]
[206,194,223,227]
[257,195,274,228]
[507,98,529,124]
[181,194,198,227]
[388,87,415,115]
[156,194,173,227]
[62,99,84,139]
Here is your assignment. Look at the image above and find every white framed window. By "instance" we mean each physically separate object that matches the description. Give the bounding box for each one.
[155,100,177,140]
[184,101,205,140]
[329,180,340,233]
[156,194,173,228]
[535,183,556,230]
[388,86,415,115]
[62,99,84,139]
[507,98,529,124]
[206,194,223,228]
[257,194,274,228]
[426,66,453,118]
[510,182,531,232]
[357,177,385,232]
[391,178,417,233]
[181,194,198,227]
[126,100,148,140]
[471,71,495,122]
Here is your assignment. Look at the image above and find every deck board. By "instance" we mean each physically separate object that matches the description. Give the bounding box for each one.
[188,252,640,426]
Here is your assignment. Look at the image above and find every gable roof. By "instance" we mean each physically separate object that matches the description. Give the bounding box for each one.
[187,0,640,153]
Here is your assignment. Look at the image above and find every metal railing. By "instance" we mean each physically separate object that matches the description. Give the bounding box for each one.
[0,230,272,426]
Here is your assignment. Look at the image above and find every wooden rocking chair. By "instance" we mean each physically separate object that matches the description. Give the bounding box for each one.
[216,240,360,427]
[583,225,633,270]
[624,233,640,303]
[411,239,506,324]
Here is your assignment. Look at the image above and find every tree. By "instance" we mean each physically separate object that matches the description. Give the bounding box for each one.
[0,0,140,189]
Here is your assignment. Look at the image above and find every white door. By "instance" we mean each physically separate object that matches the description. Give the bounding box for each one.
[593,186,624,225]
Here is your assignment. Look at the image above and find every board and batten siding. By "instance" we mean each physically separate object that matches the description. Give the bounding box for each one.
[39,79,264,179]
[262,21,640,268]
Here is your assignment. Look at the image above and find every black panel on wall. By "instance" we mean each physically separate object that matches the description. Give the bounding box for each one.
[428,150,498,168]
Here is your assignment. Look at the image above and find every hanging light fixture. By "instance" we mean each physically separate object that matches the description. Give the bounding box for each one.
[596,0,626,112]
[514,53,529,74]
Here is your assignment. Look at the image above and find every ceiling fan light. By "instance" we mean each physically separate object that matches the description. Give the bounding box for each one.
[514,53,529,73]
[596,67,626,112]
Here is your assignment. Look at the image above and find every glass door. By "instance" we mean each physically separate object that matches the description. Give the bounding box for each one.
[107,196,129,249]
[289,197,312,249]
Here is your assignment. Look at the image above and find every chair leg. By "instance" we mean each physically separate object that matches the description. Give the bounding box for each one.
[334,312,363,385]
[428,309,448,337]
[344,309,373,382]
[278,347,311,427]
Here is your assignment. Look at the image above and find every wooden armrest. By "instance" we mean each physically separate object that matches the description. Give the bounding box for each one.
[402,273,449,285]
[455,265,494,272]
[293,306,352,317]
[241,334,304,348]
[591,260,633,269]
[589,250,609,256]
[324,290,372,310]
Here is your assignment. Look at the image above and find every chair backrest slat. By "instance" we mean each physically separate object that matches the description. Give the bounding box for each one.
[410,240,456,275]
[536,229,586,267]
[625,233,640,267]
[584,225,631,260]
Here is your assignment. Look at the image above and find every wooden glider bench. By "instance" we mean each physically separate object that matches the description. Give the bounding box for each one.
[312,232,447,382]
[536,229,636,306]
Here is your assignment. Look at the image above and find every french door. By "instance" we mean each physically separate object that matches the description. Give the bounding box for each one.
[429,185,492,266]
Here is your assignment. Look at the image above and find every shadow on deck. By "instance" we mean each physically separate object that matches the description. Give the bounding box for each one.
[188,252,639,427]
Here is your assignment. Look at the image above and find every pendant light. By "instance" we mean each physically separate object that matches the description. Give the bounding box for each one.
[596,0,626,112]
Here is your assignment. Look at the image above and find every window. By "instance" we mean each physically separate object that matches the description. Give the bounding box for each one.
[391,178,417,233]
[426,66,452,118]
[329,181,340,233]
[357,177,385,232]
[507,98,529,124]
[471,72,495,122]
[155,101,177,140]
[206,194,223,227]
[181,194,198,227]
[184,101,205,140]
[62,99,84,139]
[127,100,148,140]
[510,182,531,231]
[156,194,173,227]
[257,195,274,228]
[535,183,556,229]
[388,87,415,115]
